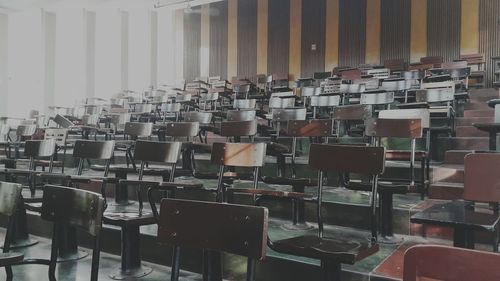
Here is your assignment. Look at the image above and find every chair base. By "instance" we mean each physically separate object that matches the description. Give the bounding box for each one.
[378,234,404,245]
[109,265,153,280]
[57,249,89,262]
[4,237,39,249]
[281,222,315,231]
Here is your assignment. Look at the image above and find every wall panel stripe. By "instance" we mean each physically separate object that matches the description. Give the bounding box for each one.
[380,0,411,64]
[200,5,210,78]
[461,0,479,54]
[209,1,228,79]
[227,0,238,80]
[410,0,427,62]
[175,10,184,80]
[427,0,461,62]
[325,0,339,71]
[268,0,289,76]
[289,0,301,80]
[257,0,268,75]
[339,0,366,67]
[479,0,500,86]
[301,0,326,78]
[237,0,258,78]
[183,7,201,81]
[365,0,381,65]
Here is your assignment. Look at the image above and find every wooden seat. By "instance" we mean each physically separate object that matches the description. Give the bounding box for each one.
[263,144,385,281]
[156,199,268,281]
[403,245,500,281]
[272,235,378,264]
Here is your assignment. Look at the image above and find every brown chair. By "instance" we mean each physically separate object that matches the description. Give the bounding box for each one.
[332,104,372,138]
[365,118,425,243]
[403,245,500,281]
[411,153,500,251]
[104,140,201,279]
[0,183,105,281]
[155,199,268,281]
[384,59,407,73]
[219,120,258,143]
[231,144,385,281]
[420,56,443,68]
[262,120,333,230]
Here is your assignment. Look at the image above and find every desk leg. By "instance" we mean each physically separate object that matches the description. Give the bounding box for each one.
[379,190,403,244]
[489,132,497,151]
[454,227,475,249]
[282,185,313,231]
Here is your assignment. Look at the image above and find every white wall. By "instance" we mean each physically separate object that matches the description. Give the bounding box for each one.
[4,1,176,118]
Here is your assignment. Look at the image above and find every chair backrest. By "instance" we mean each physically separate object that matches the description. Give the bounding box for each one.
[161,102,182,113]
[220,120,258,137]
[183,111,212,124]
[134,140,181,164]
[234,83,251,94]
[366,68,390,79]
[463,153,500,203]
[365,118,423,139]
[416,87,455,103]
[133,103,153,113]
[378,109,430,129]
[332,104,372,121]
[163,122,200,138]
[310,95,340,107]
[175,94,192,103]
[403,245,500,281]
[73,140,115,160]
[81,114,99,126]
[16,125,37,137]
[360,90,395,105]
[269,97,295,109]
[384,59,407,72]
[402,70,424,80]
[301,86,321,97]
[381,78,412,91]
[24,139,56,158]
[0,182,23,217]
[233,99,257,109]
[41,185,105,237]
[211,142,266,167]
[44,128,68,147]
[272,108,307,121]
[340,83,366,93]
[420,56,443,67]
[287,120,333,137]
[124,122,153,137]
[0,125,10,141]
[157,199,268,260]
[309,144,385,175]
[53,114,74,128]
[227,110,256,122]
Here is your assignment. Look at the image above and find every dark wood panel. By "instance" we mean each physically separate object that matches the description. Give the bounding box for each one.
[237,0,258,79]
[380,0,411,64]
[301,0,326,78]
[479,0,500,87]
[183,7,201,81]
[209,1,228,79]
[339,0,366,67]
[267,0,290,77]
[427,0,461,63]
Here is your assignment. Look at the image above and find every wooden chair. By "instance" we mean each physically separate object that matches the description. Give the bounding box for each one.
[233,98,257,110]
[154,199,268,281]
[183,111,213,143]
[365,118,424,243]
[411,153,500,251]
[220,120,258,143]
[0,182,105,281]
[420,56,443,68]
[262,120,333,230]
[232,144,385,281]
[104,140,201,279]
[41,128,69,173]
[403,245,500,281]
[310,95,340,119]
[332,104,372,138]
[384,59,407,73]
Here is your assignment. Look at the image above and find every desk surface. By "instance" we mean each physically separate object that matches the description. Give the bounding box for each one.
[411,200,500,232]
